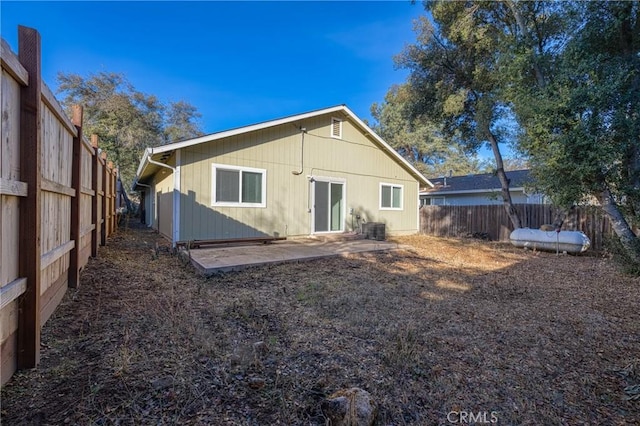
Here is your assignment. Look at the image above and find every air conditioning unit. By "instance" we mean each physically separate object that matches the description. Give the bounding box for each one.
[362,222,386,241]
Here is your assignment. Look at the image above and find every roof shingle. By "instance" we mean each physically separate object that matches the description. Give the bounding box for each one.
[424,170,531,194]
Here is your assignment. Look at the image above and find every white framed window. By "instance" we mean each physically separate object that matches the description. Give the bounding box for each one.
[380,183,403,210]
[331,117,342,139]
[212,163,266,207]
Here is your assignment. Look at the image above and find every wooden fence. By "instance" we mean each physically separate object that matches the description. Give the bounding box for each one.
[419,204,614,250]
[1,26,117,385]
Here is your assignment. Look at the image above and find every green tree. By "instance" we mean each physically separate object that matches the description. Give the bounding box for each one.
[478,155,530,173]
[163,100,203,143]
[370,84,482,177]
[56,71,203,189]
[508,1,640,262]
[395,1,523,228]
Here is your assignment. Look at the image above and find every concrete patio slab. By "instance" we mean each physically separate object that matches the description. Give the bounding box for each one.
[185,239,402,274]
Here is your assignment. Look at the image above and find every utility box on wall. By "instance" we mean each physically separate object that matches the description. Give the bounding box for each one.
[362,222,386,241]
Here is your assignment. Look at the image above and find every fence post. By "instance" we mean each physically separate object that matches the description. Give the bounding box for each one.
[114,168,120,225]
[101,152,108,245]
[108,161,115,233]
[17,25,42,369]
[90,135,99,257]
[114,168,119,211]
[68,105,83,288]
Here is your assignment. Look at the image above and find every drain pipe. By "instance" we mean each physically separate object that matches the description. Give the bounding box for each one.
[147,156,174,172]
[292,127,306,175]
[147,149,181,248]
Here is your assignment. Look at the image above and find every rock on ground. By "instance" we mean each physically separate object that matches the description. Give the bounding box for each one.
[321,387,377,426]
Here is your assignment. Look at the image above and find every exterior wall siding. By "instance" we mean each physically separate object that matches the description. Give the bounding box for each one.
[144,186,153,227]
[153,160,175,239]
[178,112,419,241]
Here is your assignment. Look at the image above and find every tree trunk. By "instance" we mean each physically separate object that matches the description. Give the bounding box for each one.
[625,29,640,233]
[599,188,640,264]
[487,131,522,229]
[622,5,640,233]
[505,0,546,88]
[551,205,574,230]
[627,140,640,233]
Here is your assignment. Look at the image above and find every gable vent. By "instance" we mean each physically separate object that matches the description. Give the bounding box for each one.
[331,117,342,138]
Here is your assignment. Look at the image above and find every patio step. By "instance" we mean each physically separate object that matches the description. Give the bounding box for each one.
[307,232,365,243]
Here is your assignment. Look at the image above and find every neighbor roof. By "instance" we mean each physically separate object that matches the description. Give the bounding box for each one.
[421,170,532,195]
[133,104,432,189]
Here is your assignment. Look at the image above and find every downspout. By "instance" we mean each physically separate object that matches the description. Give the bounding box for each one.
[416,181,420,233]
[291,127,307,175]
[292,128,308,233]
[147,150,180,248]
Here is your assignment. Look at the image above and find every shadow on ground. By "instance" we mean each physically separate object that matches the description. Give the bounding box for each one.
[1,224,638,425]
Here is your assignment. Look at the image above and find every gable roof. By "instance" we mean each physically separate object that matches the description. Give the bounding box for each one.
[133,105,432,189]
[421,169,532,195]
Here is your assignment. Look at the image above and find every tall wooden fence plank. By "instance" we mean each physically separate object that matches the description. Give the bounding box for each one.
[0,41,27,385]
[91,135,99,257]
[1,26,117,385]
[100,152,108,246]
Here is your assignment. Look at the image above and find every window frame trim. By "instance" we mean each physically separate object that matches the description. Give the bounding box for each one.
[211,163,267,208]
[379,182,404,210]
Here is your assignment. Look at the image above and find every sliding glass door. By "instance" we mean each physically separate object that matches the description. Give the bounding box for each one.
[313,179,344,233]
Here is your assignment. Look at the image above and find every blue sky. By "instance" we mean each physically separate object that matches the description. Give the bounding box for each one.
[1,1,425,134]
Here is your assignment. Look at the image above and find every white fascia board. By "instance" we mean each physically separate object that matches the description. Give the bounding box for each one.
[419,187,525,196]
[148,105,347,155]
[135,148,151,179]
[137,104,433,188]
[134,146,176,188]
[340,105,433,188]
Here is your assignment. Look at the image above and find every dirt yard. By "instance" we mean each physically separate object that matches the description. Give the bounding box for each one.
[2,223,639,425]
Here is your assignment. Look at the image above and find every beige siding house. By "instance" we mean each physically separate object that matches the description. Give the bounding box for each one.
[133,105,432,246]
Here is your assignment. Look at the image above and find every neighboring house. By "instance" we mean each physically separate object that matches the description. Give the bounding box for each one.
[133,105,432,246]
[419,169,545,206]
